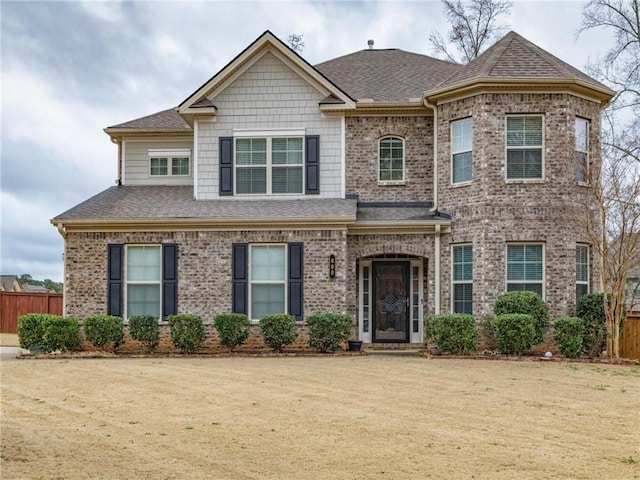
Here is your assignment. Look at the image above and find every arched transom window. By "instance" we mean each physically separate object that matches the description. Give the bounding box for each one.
[378,136,404,183]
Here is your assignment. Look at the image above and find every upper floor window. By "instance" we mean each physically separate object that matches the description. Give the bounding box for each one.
[575,118,589,183]
[235,137,303,194]
[451,119,473,184]
[149,149,190,176]
[452,244,473,314]
[506,115,543,180]
[576,244,590,303]
[506,243,544,298]
[378,136,404,183]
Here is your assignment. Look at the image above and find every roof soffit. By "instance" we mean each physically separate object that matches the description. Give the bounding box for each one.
[178,31,355,115]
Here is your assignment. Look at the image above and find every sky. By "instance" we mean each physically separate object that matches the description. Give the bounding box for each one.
[0,0,614,283]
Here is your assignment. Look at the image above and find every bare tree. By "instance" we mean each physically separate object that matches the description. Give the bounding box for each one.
[577,0,640,358]
[429,0,512,63]
[287,34,305,53]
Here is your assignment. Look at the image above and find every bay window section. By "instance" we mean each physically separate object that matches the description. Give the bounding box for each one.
[126,246,161,318]
[250,245,286,320]
[506,115,543,180]
[451,119,473,184]
[507,244,544,297]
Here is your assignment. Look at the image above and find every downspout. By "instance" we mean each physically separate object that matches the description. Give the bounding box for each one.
[56,223,67,317]
[424,95,441,314]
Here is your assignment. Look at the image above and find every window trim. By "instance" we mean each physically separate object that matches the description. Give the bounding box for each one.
[451,118,473,185]
[234,136,305,195]
[124,244,162,320]
[505,114,545,181]
[505,242,545,299]
[148,149,191,177]
[451,244,473,314]
[575,117,590,185]
[248,244,288,322]
[377,136,405,185]
[576,243,590,302]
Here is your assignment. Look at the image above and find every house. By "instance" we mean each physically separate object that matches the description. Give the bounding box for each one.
[51,30,614,347]
[1,275,23,292]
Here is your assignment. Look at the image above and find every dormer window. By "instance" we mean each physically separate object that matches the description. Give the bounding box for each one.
[378,136,404,183]
[148,149,190,176]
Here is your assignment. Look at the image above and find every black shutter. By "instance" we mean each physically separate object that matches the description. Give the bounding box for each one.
[288,242,304,320]
[162,244,178,319]
[107,244,123,317]
[305,135,320,194]
[232,243,248,315]
[220,136,234,196]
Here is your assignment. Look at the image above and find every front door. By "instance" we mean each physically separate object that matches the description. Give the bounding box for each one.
[372,262,409,343]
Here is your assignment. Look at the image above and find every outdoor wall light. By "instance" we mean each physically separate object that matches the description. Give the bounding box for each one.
[329,254,336,279]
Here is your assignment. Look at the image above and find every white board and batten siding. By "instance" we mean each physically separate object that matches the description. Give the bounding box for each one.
[123,138,194,186]
[196,51,343,200]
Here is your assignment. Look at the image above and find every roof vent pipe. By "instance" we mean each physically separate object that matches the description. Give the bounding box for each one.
[367,39,374,49]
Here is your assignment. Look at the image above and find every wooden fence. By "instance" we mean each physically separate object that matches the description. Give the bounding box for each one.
[620,311,640,361]
[0,292,63,334]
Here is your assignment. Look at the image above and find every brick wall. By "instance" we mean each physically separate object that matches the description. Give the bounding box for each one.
[436,92,603,318]
[345,115,434,202]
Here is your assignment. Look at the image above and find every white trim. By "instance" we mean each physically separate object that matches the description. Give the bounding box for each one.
[248,244,288,322]
[505,242,545,299]
[505,114,545,181]
[575,117,590,185]
[359,260,372,343]
[193,120,199,199]
[124,245,162,320]
[233,128,306,138]
[451,244,473,314]
[409,259,424,344]
[340,115,346,197]
[377,135,405,184]
[576,243,590,299]
[435,225,441,314]
[121,141,126,185]
[451,118,473,185]
[148,149,191,157]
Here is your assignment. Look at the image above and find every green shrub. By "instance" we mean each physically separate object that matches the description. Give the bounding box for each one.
[492,314,536,356]
[576,293,607,357]
[213,313,250,352]
[259,314,297,353]
[18,313,50,349]
[425,314,477,355]
[83,315,124,351]
[307,313,352,353]
[128,314,160,353]
[494,291,549,343]
[168,314,206,354]
[42,316,81,353]
[554,316,584,359]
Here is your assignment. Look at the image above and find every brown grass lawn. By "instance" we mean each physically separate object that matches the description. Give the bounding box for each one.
[1,355,639,480]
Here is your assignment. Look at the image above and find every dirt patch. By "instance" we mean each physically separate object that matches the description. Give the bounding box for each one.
[2,356,639,479]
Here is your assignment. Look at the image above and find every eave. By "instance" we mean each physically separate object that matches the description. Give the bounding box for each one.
[348,219,452,235]
[104,128,193,142]
[425,77,615,107]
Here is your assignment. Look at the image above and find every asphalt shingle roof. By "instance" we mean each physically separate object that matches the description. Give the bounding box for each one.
[52,186,357,222]
[107,108,190,130]
[315,49,462,102]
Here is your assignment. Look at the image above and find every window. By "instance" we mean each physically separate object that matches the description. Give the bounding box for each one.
[507,244,544,297]
[250,245,286,320]
[126,246,161,318]
[452,245,473,314]
[451,119,472,184]
[378,137,404,183]
[506,115,543,180]
[575,118,589,183]
[576,244,590,303]
[148,149,190,176]
[235,137,303,194]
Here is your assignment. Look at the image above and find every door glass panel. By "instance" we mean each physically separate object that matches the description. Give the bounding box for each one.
[374,263,409,342]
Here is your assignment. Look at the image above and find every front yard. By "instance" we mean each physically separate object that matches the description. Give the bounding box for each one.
[1,355,638,479]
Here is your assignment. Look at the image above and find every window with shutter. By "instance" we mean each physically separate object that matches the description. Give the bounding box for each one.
[506,115,544,180]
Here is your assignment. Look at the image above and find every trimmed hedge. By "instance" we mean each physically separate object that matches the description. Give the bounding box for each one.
[494,291,549,344]
[307,312,352,353]
[168,314,206,354]
[83,315,124,351]
[492,314,535,356]
[128,314,160,353]
[425,314,477,355]
[554,316,583,359]
[213,313,250,352]
[42,316,81,353]
[576,293,607,357]
[18,313,51,349]
[259,314,297,353]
